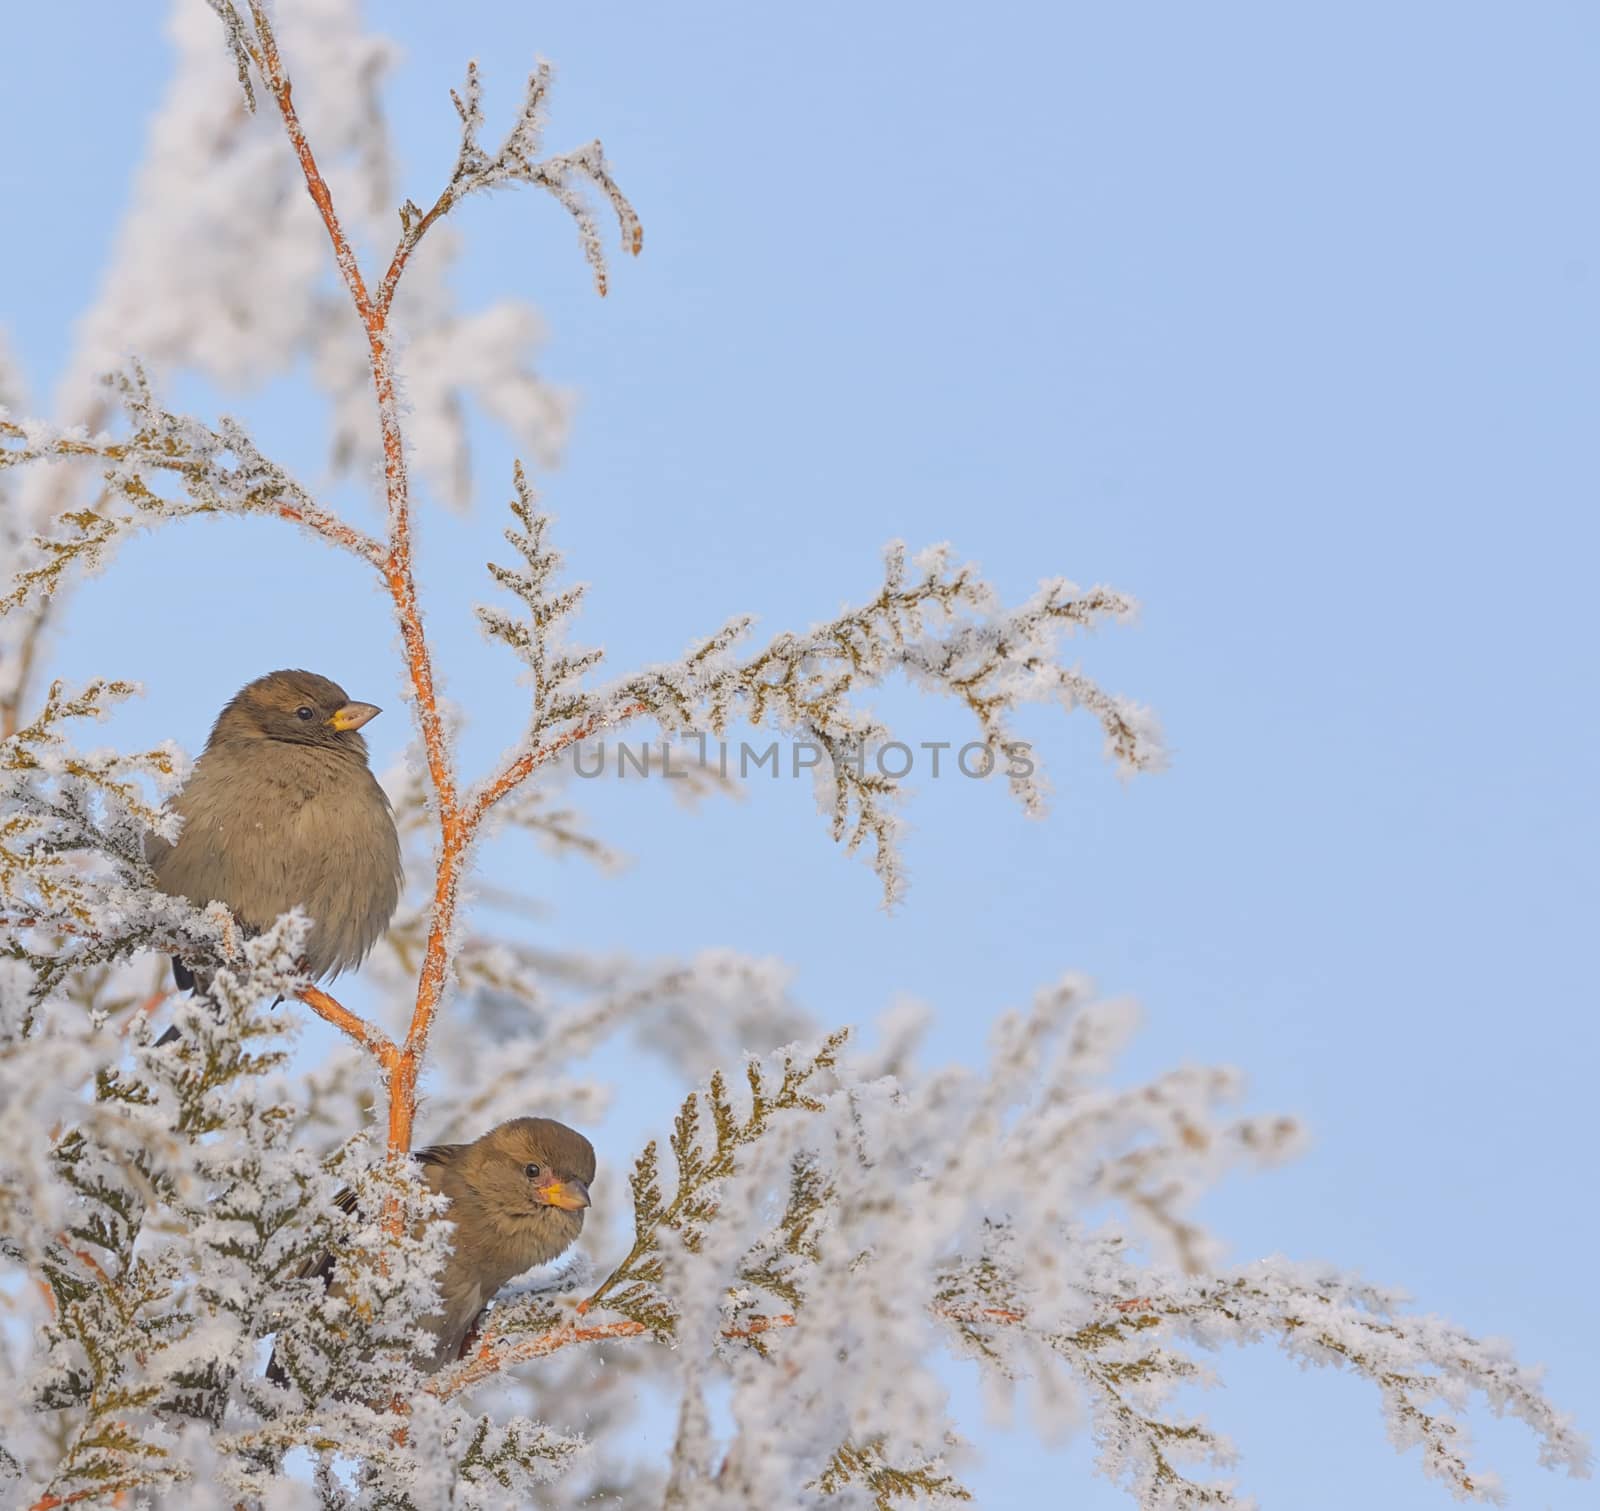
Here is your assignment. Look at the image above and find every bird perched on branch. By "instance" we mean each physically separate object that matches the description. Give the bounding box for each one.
[271,1117,596,1380]
[146,668,403,1001]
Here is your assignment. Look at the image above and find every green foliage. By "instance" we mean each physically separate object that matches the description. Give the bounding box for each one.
[476,461,603,731]
[815,1437,973,1509]
[1,677,175,924]
[583,1031,846,1337]
[456,1414,587,1493]
[0,366,383,623]
[737,1152,831,1312]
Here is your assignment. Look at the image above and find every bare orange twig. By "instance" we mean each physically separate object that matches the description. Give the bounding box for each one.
[374,194,454,321]
[430,1313,799,1401]
[54,1234,113,1290]
[248,5,457,1157]
[117,987,170,1037]
[0,915,89,938]
[463,701,646,831]
[430,1318,648,1399]
[296,985,399,1072]
[270,500,384,564]
[245,5,642,1155]
[28,1485,143,1511]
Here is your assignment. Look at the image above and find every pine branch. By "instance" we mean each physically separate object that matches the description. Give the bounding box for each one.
[383,58,642,309]
[815,1438,973,1509]
[1,679,178,928]
[600,541,1163,902]
[475,462,603,730]
[580,1032,847,1335]
[0,375,384,617]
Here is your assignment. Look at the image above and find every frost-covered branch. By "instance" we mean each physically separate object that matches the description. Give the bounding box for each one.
[1,679,176,925]
[381,57,641,309]
[2,759,1590,1505]
[422,991,1588,1502]
[0,372,384,616]
[580,1032,847,1334]
[180,0,647,1152]
[583,537,1162,903]
[474,462,602,733]
[463,486,1164,903]
[697,545,1161,900]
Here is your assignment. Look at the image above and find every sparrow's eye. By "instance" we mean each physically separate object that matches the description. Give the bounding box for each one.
[523,1162,542,1180]
[296,706,315,721]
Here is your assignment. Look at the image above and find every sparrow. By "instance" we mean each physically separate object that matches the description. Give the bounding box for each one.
[271,1117,596,1380]
[145,668,403,996]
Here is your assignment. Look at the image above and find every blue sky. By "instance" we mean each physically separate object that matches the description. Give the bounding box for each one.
[2,3,1596,1505]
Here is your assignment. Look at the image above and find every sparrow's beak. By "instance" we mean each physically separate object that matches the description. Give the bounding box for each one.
[537,1176,591,1212]
[328,701,381,732]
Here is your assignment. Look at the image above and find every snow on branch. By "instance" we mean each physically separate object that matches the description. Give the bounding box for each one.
[1,679,178,926]
[814,1438,973,1508]
[475,462,602,730]
[1,767,1589,1506]
[602,541,1165,902]
[570,984,1588,1506]
[388,57,642,304]
[466,492,1163,903]
[5,958,590,1506]
[402,981,1590,1503]
[0,368,383,617]
[581,1031,846,1339]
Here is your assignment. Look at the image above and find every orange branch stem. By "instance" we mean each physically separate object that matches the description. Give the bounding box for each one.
[430,1318,648,1399]
[430,1300,1064,1401]
[0,423,383,565]
[117,987,169,1038]
[55,1234,113,1290]
[250,3,459,1154]
[245,6,374,322]
[375,192,457,320]
[464,701,646,830]
[28,1485,143,1511]
[271,501,384,564]
[249,6,645,1157]
[296,986,399,1071]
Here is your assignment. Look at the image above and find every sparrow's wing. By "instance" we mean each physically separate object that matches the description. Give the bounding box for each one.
[413,1143,467,1194]
[414,1144,465,1169]
[298,1186,361,1286]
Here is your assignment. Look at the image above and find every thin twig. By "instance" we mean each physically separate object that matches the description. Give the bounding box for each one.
[0,421,384,567]
[27,1485,145,1511]
[429,1300,1044,1402]
[295,986,399,1071]
[244,4,645,1155]
[463,701,646,832]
